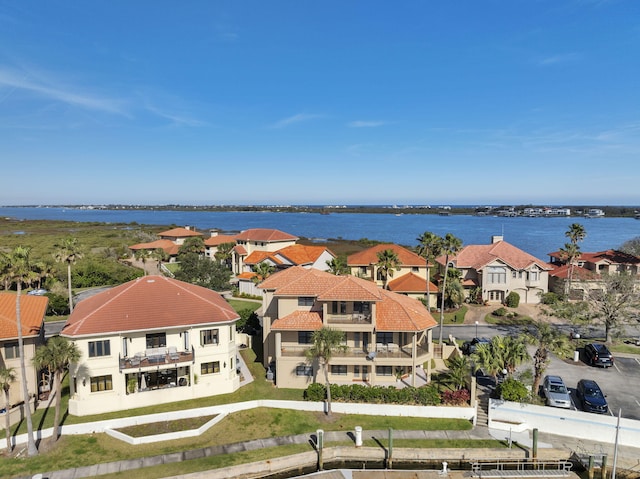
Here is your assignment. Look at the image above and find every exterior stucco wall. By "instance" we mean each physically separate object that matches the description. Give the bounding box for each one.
[0,338,39,405]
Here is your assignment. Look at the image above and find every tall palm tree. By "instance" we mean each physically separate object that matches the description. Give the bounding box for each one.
[151,248,168,271]
[375,249,401,289]
[471,343,502,382]
[304,327,347,416]
[326,255,349,275]
[443,268,465,309]
[523,322,571,396]
[0,367,16,451]
[5,246,38,456]
[438,233,463,345]
[214,242,235,267]
[32,336,81,442]
[53,237,83,312]
[565,223,586,246]
[416,232,442,311]
[558,242,581,297]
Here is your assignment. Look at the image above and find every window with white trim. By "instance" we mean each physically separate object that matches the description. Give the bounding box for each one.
[90,375,113,392]
[296,365,313,376]
[88,340,111,358]
[200,329,219,346]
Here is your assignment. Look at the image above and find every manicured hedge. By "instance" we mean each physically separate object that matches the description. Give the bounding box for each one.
[305,383,442,406]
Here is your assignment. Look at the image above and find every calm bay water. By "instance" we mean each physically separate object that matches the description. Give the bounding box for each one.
[2,206,640,261]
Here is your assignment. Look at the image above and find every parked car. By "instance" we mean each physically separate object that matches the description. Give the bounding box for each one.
[461,337,490,355]
[542,375,572,409]
[583,343,614,368]
[27,288,48,296]
[576,379,609,414]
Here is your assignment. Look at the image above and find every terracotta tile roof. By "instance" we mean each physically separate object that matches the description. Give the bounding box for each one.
[549,264,598,280]
[387,273,438,293]
[274,244,334,265]
[440,240,550,271]
[347,244,426,267]
[0,293,47,340]
[130,239,180,255]
[233,244,248,255]
[204,234,238,246]
[260,267,383,301]
[234,228,298,242]
[376,290,437,332]
[271,310,323,331]
[244,250,282,265]
[236,272,258,280]
[158,227,203,238]
[62,275,238,337]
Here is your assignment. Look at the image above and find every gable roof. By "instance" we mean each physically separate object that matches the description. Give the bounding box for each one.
[441,240,550,271]
[387,273,438,293]
[347,243,425,267]
[260,267,436,332]
[204,234,238,247]
[376,289,437,332]
[0,293,47,340]
[549,264,599,280]
[244,250,282,266]
[274,244,335,265]
[271,310,323,331]
[129,239,180,256]
[158,227,203,239]
[62,275,238,337]
[234,228,298,242]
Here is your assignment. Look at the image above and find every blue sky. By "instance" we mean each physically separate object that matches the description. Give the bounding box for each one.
[1,1,639,206]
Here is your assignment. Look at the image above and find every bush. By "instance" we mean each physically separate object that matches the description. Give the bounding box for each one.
[540,292,560,305]
[442,389,471,406]
[304,383,326,401]
[492,307,508,317]
[304,383,442,406]
[45,293,70,316]
[504,292,520,308]
[496,378,529,402]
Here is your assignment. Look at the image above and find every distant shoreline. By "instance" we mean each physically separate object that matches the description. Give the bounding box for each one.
[3,204,639,218]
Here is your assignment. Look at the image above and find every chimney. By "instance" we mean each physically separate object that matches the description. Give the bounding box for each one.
[491,235,503,244]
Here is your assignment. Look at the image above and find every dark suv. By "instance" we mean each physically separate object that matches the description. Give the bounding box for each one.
[576,379,609,414]
[461,337,490,355]
[583,343,614,368]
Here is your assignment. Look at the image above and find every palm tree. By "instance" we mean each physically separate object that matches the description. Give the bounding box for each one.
[471,343,502,383]
[565,223,586,246]
[134,248,151,275]
[214,242,235,267]
[5,246,38,456]
[441,355,470,391]
[494,336,530,376]
[326,255,349,275]
[179,237,205,256]
[375,249,401,289]
[305,327,347,416]
[523,322,571,396]
[252,262,275,284]
[53,237,83,312]
[416,231,442,311]
[443,268,465,309]
[32,336,81,442]
[0,367,16,451]
[438,233,463,345]
[558,242,581,297]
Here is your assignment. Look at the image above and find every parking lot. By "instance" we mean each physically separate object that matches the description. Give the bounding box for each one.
[541,348,640,420]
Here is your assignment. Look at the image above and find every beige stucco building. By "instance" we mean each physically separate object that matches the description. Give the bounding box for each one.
[61,276,240,416]
[259,266,437,390]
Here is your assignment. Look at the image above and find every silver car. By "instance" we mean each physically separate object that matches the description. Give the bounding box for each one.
[542,375,572,409]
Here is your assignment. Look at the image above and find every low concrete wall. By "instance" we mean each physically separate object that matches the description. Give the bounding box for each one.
[489,398,640,448]
[10,399,476,448]
[0,398,35,432]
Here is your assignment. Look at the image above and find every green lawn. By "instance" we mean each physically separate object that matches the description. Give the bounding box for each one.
[226,298,260,313]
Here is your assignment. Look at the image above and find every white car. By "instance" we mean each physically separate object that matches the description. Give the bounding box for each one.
[542,375,572,409]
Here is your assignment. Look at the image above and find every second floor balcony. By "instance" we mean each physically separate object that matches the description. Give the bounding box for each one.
[279,342,430,362]
[119,346,195,371]
[326,313,372,325]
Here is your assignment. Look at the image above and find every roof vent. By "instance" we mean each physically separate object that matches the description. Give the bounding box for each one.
[147,279,155,283]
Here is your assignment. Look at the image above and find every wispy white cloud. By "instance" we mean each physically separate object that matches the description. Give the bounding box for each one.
[144,104,208,127]
[0,66,127,115]
[269,113,323,129]
[536,52,580,66]
[347,120,387,128]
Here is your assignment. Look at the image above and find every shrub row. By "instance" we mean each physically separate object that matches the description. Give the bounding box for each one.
[304,383,442,406]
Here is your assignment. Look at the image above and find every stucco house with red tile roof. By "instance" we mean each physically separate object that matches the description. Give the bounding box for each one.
[347,243,437,303]
[232,228,298,275]
[259,266,437,389]
[129,226,204,263]
[548,249,640,299]
[0,293,47,406]
[437,236,551,304]
[61,275,240,416]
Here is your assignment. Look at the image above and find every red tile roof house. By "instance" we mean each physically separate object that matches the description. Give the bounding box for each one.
[0,293,47,418]
[258,266,437,389]
[61,276,240,416]
[129,226,204,263]
[347,244,438,303]
[548,249,640,299]
[231,228,298,275]
[236,245,336,297]
[436,236,551,304]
